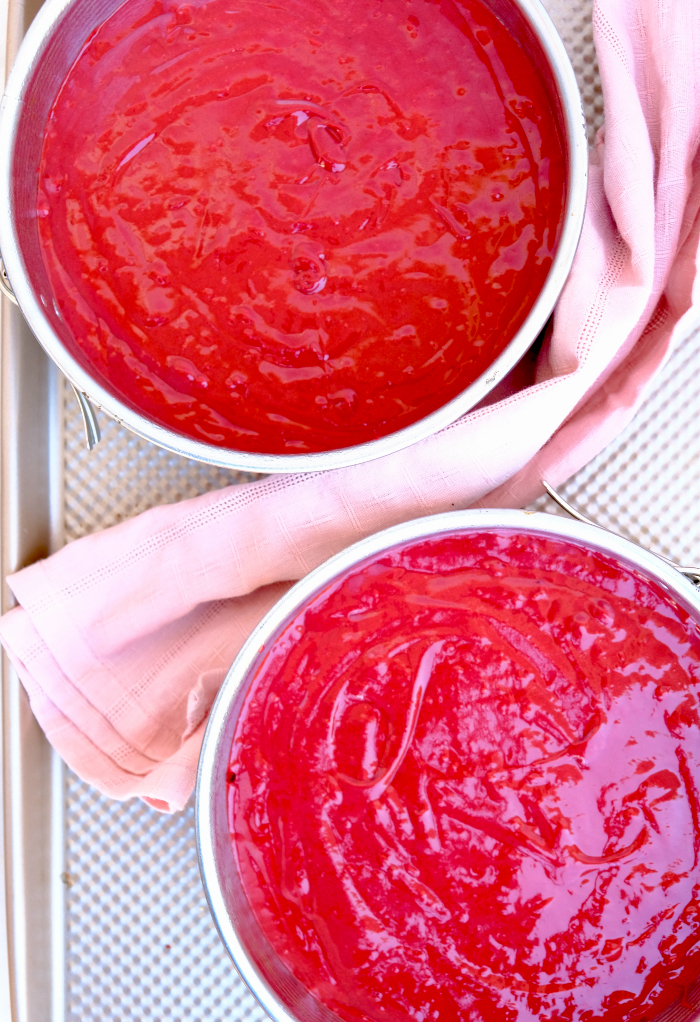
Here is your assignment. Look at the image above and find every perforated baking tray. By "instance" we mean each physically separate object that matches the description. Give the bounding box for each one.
[5,1,697,1019]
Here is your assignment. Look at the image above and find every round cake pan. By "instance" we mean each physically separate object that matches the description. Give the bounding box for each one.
[196,507,700,1022]
[0,0,587,473]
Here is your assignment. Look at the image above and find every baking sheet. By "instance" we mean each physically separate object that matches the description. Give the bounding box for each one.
[8,0,694,1019]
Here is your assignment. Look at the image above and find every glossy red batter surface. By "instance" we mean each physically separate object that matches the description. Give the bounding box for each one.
[229,530,700,1021]
[38,0,564,453]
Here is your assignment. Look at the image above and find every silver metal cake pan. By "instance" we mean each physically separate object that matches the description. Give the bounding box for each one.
[196,507,700,1022]
[0,0,587,473]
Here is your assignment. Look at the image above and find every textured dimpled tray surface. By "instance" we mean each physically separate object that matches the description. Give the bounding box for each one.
[11,0,699,1019]
[61,390,266,1022]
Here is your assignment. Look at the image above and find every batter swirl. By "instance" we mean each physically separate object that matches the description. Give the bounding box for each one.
[38,0,564,452]
[230,531,700,1022]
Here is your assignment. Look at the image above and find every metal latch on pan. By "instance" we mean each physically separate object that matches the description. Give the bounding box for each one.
[543,481,700,586]
[1,257,101,451]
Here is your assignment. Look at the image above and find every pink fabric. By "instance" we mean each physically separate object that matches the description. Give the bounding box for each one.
[2,0,700,811]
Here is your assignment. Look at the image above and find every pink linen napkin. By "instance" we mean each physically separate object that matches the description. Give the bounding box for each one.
[1,0,700,811]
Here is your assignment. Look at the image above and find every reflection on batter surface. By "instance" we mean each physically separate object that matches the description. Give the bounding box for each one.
[230,530,700,1022]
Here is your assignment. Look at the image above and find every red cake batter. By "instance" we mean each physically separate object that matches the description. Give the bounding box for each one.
[38,0,564,453]
[229,530,700,1022]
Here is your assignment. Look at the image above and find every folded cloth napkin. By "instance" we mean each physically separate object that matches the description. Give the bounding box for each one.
[2,0,700,811]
